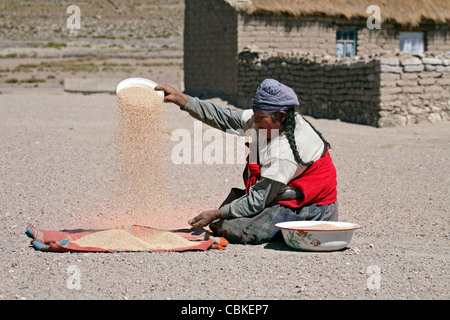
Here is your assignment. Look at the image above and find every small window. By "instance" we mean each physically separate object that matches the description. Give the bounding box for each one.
[336,29,357,58]
[399,32,424,54]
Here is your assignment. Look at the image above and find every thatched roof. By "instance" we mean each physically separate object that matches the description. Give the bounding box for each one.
[228,0,450,26]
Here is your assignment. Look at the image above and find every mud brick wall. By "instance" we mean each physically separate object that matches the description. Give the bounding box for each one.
[235,16,418,58]
[184,0,238,98]
[377,56,450,126]
[427,26,450,54]
[237,15,336,55]
[236,52,450,127]
[236,53,381,126]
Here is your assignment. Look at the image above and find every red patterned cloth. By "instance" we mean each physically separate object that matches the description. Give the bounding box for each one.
[25,224,219,252]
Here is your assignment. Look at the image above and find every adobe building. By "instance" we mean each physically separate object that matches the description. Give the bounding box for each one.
[184,0,450,126]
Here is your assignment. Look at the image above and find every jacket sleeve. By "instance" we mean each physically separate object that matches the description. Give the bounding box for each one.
[219,177,286,218]
[183,96,245,136]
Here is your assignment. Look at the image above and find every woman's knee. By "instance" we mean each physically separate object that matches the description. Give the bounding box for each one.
[324,201,338,221]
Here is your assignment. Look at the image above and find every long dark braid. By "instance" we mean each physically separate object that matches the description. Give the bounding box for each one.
[273,110,331,167]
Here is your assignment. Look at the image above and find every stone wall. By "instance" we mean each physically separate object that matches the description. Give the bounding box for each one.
[236,52,450,127]
[378,55,450,126]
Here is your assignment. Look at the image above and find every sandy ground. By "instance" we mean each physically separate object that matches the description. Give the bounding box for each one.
[0,1,447,311]
[0,67,449,303]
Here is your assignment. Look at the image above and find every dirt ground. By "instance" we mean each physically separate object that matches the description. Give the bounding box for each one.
[0,60,449,302]
[0,2,449,304]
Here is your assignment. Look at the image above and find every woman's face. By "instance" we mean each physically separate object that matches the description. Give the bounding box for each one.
[253,111,286,139]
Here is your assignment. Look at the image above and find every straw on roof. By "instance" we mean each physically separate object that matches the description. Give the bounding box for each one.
[230,0,450,26]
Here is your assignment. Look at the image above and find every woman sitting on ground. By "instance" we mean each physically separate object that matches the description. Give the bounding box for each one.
[155,79,338,244]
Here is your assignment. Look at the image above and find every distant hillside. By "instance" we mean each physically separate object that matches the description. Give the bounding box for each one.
[0,0,185,41]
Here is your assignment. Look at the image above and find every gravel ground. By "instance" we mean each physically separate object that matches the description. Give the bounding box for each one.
[0,91,448,303]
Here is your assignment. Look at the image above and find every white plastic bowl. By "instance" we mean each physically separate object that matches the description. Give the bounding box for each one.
[116,77,164,97]
[275,221,360,251]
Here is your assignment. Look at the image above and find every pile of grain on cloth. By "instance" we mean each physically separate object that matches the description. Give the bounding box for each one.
[25,224,228,252]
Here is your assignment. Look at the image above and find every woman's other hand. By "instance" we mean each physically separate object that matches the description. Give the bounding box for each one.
[188,209,221,228]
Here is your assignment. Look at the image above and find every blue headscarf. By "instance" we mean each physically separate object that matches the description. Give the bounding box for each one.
[251,79,299,114]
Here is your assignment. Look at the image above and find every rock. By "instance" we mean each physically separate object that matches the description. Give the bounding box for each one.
[380,65,402,73]
[377,117,396,127]
[422,58,443,65]
[395,115,407,126]
[427,113,442,123]
[408,106,424,115]
[375,57,399,66]
[404,65,424,72]
[400,57,422,66]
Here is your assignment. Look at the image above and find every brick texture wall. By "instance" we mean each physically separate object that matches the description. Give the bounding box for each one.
[237,52,450,127]
[237,15,336,55]
[184,0,238,98]
[378,55,450,126]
